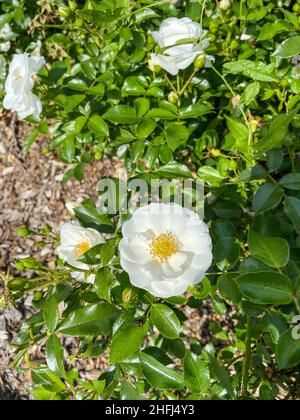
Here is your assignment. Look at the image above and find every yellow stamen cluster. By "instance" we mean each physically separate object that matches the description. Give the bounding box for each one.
[75,241,91,258]
[149,232,180,263]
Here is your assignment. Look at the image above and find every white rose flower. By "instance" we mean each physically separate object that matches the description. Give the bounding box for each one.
[119,203,212,298]
[55,222,105,283]
[151,17,213,76]
[3,53,45,119]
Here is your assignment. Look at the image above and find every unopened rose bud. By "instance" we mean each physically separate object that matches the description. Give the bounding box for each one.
[168,91,179,104]
[231,95,241,108]
[210,148,221,157]
[58,6,71,18]
[123,288,132,303]
[195,54,206,69]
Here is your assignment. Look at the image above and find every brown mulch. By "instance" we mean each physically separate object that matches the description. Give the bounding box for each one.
[0,111,124,399]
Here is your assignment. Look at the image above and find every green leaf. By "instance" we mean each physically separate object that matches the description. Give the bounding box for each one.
[95,268,114,302]
[64,94,85,112]
[237,272,293,305]
[179,103,212,119]
[198,166,224,184]
[207,353,234,398]
[273,36,300,58]
[147,108,176,120]
[122,76,146,96]
[136,118,156,139]
[266,149,284,172]
[81,60,96,80]
[252,183,284,215]
[166,123,190,151]
[59,303,119,336]
[217,273,242,305]
[46,335,65,378]
[109,319,149,364]
[31,368,65,393]
[103,105,139,124]
[279,173,300,190]
[119,381,141,400]
[23,128,39,155]
[284,196,300,234]
[150,304,182,339]
[140,352,184,389]
[134,98,150,118]
[255,111,296,154]
[157,162,192,178]
[61,135,75,163]
[258,21,292,41]
[43,296,58,334]
[248,230,290,268]
[276,329,300,369]
[88,115,109,136]
[74,204,114,233]
[214,237,240,270]
[242,82,260,105]
[183,351,210,393]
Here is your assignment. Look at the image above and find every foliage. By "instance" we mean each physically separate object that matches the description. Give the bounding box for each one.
[1,0,300,400]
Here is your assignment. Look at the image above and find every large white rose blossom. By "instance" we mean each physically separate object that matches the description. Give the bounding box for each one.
[55,222,105,284]
[119,203,212,298]
[150,17,213,76]
[3,53,45,119]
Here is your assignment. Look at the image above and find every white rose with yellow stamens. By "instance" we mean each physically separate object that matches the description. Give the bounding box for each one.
[55,222,105,283]
[119,203,212,298]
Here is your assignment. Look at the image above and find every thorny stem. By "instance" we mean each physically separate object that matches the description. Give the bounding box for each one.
[241,316,252,397]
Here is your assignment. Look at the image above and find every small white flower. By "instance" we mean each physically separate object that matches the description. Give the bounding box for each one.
[3,53,45,119]
[151,17,213,76]
[219,0,231,11]
[55,222,105,282]
[119,203,212,298]
[0,23,12,37]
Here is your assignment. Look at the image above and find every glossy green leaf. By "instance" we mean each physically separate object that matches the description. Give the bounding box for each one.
[248,230,289,268]
[237,272,293,305]
[140,352,184,389]
[150,304,182,339]
[109,319,148,363]
[46,335,65,377]
[59,303,119,336]
[252,184,284,215]
[276,328,300,369]
[183,351,210,393]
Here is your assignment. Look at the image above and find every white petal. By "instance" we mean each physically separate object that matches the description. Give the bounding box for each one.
[168,252,188,272]
[151,53,179,76]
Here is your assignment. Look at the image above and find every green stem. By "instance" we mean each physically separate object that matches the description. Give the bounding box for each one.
[292,294,300,315]
[164,74,177,93]
[241,316,252,397]
[179,69,197,96]
[288,146,296,172]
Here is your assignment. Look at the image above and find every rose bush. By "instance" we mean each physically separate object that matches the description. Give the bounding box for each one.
[1,0,300,400]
